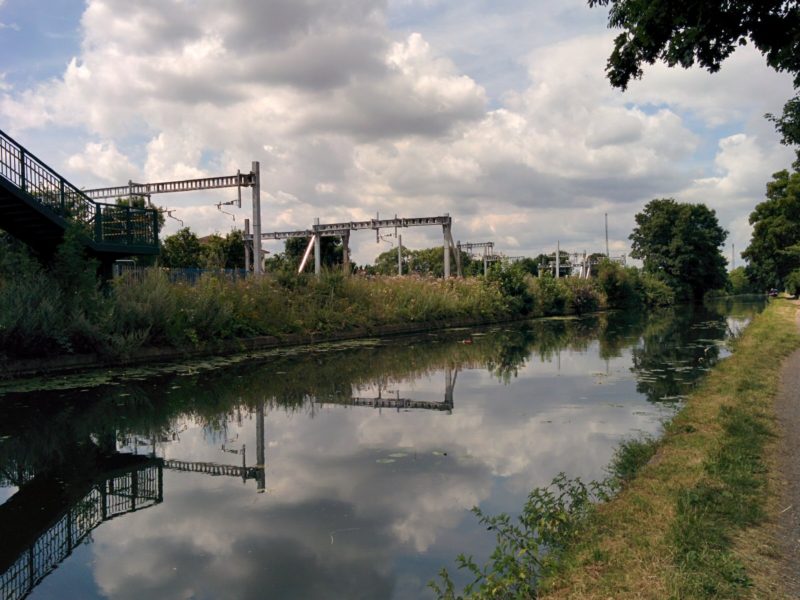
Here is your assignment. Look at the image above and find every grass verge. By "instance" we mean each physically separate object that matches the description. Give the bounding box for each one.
[536,299,800,599]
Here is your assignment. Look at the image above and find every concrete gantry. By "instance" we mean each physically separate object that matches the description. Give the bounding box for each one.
[252,214,462,277]
[457,241,494,276]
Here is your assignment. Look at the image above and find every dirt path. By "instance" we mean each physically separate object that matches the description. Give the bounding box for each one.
[775,303,800,596]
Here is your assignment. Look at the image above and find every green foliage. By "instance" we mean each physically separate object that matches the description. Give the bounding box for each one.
[766,96,800,163]
[596,260,637,308]
[590,0,800,150]
[431,474,608,600]
[111,269,178,347]
[670,403,773,597]
[635,271,676,307]
[562,278,601,315]
[372,245,476,278]
[198,230,246,269]
[0,227,107,357]
[630,198,728,302]
[223,229,246,269]
[726,267,754,295]
[160,227,202,268]
[49,226,108,353]
[373,245,414,275]
[529,272,567,315]
[283,236,343,271]
[486,262,534,315]
[742,168,800,290]
[607,435,658,484]
[786,268,800,296]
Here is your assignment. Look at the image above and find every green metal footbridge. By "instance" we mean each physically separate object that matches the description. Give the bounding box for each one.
[0,128,159,263]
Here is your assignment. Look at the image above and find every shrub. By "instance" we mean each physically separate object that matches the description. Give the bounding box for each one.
[486,262,535,315]
[564,278,601,315]
[636,272,676,307]
[596,260,638,308]
[785,268,800,297]
[530,272,568,315]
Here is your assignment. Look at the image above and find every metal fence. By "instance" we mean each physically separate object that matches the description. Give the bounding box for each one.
[0,128,159,251]
[113,264,248,285]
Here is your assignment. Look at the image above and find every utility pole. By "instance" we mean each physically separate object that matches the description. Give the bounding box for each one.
[731,243,735,270]
[605,212,609,257]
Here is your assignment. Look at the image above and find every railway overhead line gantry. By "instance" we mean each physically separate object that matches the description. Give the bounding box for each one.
[457,241,495,276]
[84,162,265,275]
[251,214,463,277]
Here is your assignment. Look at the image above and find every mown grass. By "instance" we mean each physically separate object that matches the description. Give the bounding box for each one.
[535,300,800,599]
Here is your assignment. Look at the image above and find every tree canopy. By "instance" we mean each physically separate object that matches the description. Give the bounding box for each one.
[590,0,800,152]
[372,245,474,277]
[160,227,202,268]
[630,198,728,301]
[742,167,800,289]
[160,228,245,269]
[283,236,343,270]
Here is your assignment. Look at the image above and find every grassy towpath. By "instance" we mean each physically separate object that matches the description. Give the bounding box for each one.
[537,299,800,599]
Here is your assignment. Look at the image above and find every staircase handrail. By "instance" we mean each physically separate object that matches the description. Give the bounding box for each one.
[0,128,159,249]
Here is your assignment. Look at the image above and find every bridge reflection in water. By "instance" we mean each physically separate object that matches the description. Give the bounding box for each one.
[0,456,163,600]
[0,367,458,599]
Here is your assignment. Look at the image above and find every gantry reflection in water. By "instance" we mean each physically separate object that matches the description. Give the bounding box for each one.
[0,300,764,600]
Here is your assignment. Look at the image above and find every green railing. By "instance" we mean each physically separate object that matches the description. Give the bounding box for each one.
[0,128,159,250]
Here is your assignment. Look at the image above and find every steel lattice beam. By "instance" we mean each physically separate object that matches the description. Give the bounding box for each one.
[83,173,256,200]
[252,215,452,240]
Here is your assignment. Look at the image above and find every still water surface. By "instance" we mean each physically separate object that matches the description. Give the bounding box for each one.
[0,300,762,599]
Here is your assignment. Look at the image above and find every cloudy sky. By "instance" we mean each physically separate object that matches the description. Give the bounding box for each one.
[0,0,796,265]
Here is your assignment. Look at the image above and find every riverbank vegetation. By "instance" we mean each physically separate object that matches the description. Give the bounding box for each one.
[431,300,800,599]
[0,229,677,362]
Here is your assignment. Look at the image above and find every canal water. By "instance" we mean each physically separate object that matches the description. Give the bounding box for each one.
[0,300,762,600]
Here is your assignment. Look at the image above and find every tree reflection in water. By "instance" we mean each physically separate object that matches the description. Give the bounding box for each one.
[0,299,763,600]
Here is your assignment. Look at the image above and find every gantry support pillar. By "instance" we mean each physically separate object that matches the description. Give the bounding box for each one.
[252,162,262,276]
[313,217,321,277]
[244,218,251,272]
[443,223,451,278]
[342,230,351,275]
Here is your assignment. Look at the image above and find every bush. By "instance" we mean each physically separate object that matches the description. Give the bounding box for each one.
[0,229,109,357]
[530,271,568,315]
[486,263,535,315]
[596,260,638,308]
[636,272,676,307]
[785,268,800,297]
[563,278,601,315]
[728,267,755,295]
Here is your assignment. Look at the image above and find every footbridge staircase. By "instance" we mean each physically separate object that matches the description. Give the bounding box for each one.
[0,128,159,262]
